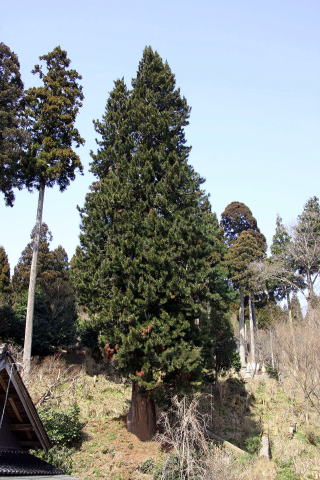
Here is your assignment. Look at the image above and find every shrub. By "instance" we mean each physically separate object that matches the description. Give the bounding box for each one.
[244,435,261,454]
[137,457,156,474]
[33,446,74,474]
[39,404,85,447]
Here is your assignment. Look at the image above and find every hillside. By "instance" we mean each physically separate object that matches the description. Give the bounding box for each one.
[27,352,320,480]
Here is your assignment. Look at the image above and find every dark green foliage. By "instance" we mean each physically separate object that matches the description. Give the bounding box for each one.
[244,435,261,454]
[72,47,234,390]
[0,246,10,299]
[39,404,84,447]
[10,225,77,353]
[24,46,84,191]
[224,230,266,292]
[12,223,52,294]
[0,43,28,206]
[271,216,291,257]
[220,202,259,244]
[0,304,22,343]
[34,446,74,475]
[255,302,286,329]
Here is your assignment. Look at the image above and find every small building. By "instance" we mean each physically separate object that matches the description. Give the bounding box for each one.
[0,345,80,479]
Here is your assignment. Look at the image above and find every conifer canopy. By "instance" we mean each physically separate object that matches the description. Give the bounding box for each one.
[72,47,230,390]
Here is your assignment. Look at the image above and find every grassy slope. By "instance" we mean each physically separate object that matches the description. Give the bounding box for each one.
[28,355,320,480]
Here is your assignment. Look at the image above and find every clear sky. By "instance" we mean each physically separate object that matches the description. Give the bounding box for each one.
[1,0,319,271]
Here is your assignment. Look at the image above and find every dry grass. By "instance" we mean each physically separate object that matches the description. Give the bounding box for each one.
[26,353,320,480]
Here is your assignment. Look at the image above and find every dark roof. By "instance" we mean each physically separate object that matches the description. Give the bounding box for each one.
[0,345,51,451]
[0,448,63,476]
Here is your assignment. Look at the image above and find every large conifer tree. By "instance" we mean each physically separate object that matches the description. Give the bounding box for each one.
[0,43,27,206]
[22,46,84,377]
[72,47,230,440]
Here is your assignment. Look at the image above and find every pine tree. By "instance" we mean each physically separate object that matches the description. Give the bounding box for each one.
[22,46,84,377]
[72,47,231,440]
[0,42,28,205]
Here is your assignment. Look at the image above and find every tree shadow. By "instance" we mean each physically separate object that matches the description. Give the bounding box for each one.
[201,377,261,450]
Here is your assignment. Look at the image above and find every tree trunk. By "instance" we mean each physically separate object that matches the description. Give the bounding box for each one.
[248,294,256,371]
[127,382,156,441]
[239,292,246,368]
[23,183,45,381]
[270,328,275,370]
[286,291,298,372]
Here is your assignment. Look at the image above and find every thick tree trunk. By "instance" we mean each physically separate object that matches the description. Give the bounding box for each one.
[248,294,256,370]
[127,382,156,441]
[23,183,45,381]
[239,292,246,368]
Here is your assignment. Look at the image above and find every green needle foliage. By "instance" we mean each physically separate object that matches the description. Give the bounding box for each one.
[0,246,10,298]
[72,47,233,391]
[225,229,267,293]
[220,201,259,245]
[24,45,84,190]
[0,43,28,205]
[11,224,77,353]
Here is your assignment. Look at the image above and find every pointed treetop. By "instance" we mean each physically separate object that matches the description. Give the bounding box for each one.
[24,45,84,191]
[271,215,291,257]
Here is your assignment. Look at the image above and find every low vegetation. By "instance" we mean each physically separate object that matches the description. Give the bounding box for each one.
[24,349,320,480]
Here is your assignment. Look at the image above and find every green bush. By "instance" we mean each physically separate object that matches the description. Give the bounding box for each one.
[39,404,85,447]
[33,446,74,475]
[244,435,261,454]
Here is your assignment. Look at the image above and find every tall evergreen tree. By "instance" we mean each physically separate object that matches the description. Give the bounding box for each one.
[0,246,10,301]
[221,202,264,368]
[292,196,320,303]
[22,46,84,377]
[12,223,52,294]
[0,43,28,205]
[12,226,76,353]
[220,201,259,245]
[72,47,232,440]
[224,229,266,367]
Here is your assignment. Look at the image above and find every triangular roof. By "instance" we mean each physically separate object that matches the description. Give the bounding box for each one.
[0,344,51,451]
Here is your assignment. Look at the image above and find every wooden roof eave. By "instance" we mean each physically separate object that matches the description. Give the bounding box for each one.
[0,349,51,451]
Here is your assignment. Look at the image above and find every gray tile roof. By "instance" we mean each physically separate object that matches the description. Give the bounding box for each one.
[0,449,63,476]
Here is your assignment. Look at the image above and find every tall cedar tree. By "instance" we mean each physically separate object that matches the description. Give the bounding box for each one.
[0,43,28,206]
[225,229,266,367]
[221,202,265,367]
[22,46,84,377]
[0,246,10,300]
[220,201,259,245]
[72,47,231,440]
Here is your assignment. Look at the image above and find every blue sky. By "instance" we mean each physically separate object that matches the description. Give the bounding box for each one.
[1,0,319,270]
